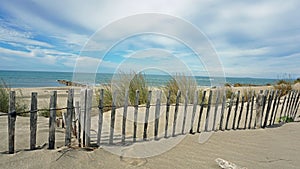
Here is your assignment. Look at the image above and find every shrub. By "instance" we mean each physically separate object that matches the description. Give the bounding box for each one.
[294,78,300,84]
[274,80,292,97]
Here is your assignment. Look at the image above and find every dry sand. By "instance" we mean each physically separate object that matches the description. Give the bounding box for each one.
[0,86,299,169]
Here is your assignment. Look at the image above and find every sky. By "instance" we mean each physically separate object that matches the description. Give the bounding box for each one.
[0,0,300,79]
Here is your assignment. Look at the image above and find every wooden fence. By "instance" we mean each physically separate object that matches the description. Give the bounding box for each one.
[2,88,300,154]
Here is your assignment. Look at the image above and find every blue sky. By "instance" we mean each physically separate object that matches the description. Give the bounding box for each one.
[0,0,300,79]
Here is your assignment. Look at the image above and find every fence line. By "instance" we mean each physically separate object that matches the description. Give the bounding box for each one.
[2,88,300,154]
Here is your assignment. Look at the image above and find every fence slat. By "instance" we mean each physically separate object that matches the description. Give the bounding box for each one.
[172,90,181,137]
[143,91,152,140]
[272,91,281,125]
[109,91,117,144]
[261,90,269,126]
[263,90,274,128]
[279,96,286,122]
[97,89,104,146]
[288,91,296,118]
[121,90,129,144]
[219,94,226,131]
[85,89,93,147]
[65,89,74,146]
[237,96,244,129]
[225,93,234,130]
[75,101,81,147]
[197,91,206,133]
[8,91,16,154]
[30,92,38,150]
[269,91,278,126]
[154,91,162,140]
[248,91,255,129]
[181,90,189,134]
[48,91,57,149]
[290,91,299,119]
[232,91,240,130]
[292,91,300,120]
[133,90,139,142]
[80,89,87,146]
[284,91,292,121]
[255,92,263,129]
[244,94,251,129]
[212,90,220,131]
[190,90,198,134]
[165,90,171,138]
[205,90,213,132]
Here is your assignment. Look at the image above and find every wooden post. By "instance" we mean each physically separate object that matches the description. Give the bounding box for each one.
[154,91,162,140]
[261,90,269,125]
[237,96,244,129]
[232,91,240,130]
[97,89,104,146]
[30,92,38,150]
[269,91,278,126]
[219,94,226,131]
[212,90,220,131]
[75,101,81,147]
[48,91,57,149]
[189,90,198,134]
[181,90,188,134]
[263,90,274,128]
[197,91,206,133]
[272,91,282,125]
[109,91,117,144]
[65,89,74,146]
[248,91,255,129]
[172,90,181,137]
[165,90,171,138]
[255,93,263,128]
[284,91,292,121]
[290,91,299,118]
[85,89,93,147]
[133,90,139,142]
[204,90,213,132]
[225,93,234,130]
[292,91,300,120]
[8,91,16,154]
[244,94,251,129]
[80,89,87,146]
[279,96,286,122]
[143,90,152,140]
[121,90,129,144]
[287,91,296,118]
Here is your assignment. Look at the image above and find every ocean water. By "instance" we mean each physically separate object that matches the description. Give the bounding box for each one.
[0,70,277,88]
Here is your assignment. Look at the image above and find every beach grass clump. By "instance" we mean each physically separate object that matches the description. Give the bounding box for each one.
[274,80,292,97]
[0,80,27,115]
[96,72,149,109]
[163,73,198,104]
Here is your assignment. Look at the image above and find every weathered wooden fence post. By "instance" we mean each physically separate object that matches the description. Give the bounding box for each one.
[154,90,162,140]
[269,90,279,126]
[279,96,286,122]
[212,90,220,131]
[225,93,234,130]
[219,93,226,131]
[189,90,198,134]
[8,91,16,154]
[263,90,274,128]
[121,90,129,144]
[30,92,38,150]
[48,91,57,149]
[181,90,189,134]
[255,92,264,128]
[75,101,81,147]
[244,93,251,129]
[197,91,206,133]
[85,89,93,147]
[272,91,281,125]
[204,90,213,132]
[248,91,255,129]
[237,96,244,129]
[133,90,139,142]
[165,90,171,137]
[143,90,152,140]
[97,89,104,146]
[80,89,87,146]
[109,91,117,144]
[65,89,74,146]
[232,91,240,130]
[172,90,181,137]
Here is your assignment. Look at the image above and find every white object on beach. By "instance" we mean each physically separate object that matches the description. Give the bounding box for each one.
[215,158,247,169]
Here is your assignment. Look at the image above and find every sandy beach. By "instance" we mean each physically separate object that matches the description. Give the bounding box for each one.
[0,85,299,169]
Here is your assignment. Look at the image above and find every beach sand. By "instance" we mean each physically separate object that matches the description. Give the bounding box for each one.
[0,86,299,169]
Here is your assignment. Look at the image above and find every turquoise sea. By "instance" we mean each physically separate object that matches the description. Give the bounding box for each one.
[0,70,278,88]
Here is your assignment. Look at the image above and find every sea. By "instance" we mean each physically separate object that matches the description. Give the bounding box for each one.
[0,70,278,88]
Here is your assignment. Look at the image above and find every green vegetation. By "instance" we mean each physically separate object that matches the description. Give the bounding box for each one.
[163,73,197,104]
[294,78,300,84]
[0,79,27,114]
[278,116,294,123]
